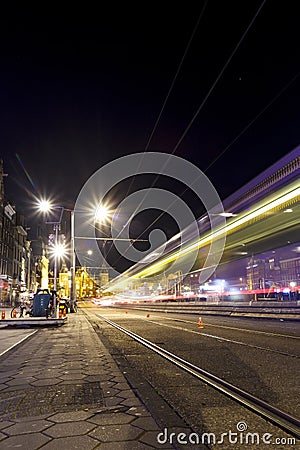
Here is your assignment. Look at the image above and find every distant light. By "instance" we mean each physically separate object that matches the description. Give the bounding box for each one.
[283,208,293,213]
[87,250,93,255]
[290,281,296,288]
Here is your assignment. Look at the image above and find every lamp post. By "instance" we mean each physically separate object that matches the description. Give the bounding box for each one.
[38,200,77,312]
[70,210,76,312]
[38,200,147,307]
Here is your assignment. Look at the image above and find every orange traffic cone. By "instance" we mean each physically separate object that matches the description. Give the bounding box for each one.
[1,311,5,320]
[13,309,17,318]
[59,309,63,319]
[198,317,204,329]
[62,308,67,318]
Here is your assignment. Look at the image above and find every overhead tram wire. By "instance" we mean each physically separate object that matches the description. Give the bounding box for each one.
[203,70,300,172]
[125,0,267,229]
[143,0,209,153]
[103,0,268,273]
[102,3,208,264]
[172,0,267,154]
[138,69,300,231]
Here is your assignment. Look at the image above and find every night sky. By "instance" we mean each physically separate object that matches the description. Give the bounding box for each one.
[1,1,299,226]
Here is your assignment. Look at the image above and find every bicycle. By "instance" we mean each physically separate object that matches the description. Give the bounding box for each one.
[11,301,33,318]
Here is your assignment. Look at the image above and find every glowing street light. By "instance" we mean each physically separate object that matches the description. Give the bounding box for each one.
[94,204,110,222]
[38,199,52,213]
[52,244,66,259]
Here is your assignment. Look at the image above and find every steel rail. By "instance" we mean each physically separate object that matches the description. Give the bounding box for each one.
[97,314,300,439]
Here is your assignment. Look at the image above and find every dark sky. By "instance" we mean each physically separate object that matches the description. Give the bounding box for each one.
[1,1,299,223]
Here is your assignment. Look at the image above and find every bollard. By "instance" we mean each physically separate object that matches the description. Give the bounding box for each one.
[1,311,5,320]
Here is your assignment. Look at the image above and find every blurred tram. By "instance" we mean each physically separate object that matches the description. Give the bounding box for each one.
[104,146,300,301]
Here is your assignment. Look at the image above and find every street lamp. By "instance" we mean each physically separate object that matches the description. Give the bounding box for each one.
[38,201,72,315]
[39,202,78,312]
[38,199,148,306]
[70,210,76,312]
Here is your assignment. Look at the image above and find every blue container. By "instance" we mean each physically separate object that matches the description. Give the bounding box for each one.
[33,290,51,317]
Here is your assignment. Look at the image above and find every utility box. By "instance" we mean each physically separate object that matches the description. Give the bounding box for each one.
[33,289,51,317]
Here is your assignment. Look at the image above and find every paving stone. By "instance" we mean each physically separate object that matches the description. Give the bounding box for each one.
[102,388,121,397]
[0,421,14,430]
[36,371,63,378]
[99,381,116,389]
[88,412,133,425]
[113,382,131,390]
[110,376,127,383]
[62,364,83,370]
[85,374,111,382]
[0,433,6,441]
[105,397,124,407]
[58,373,85,380]
[3,419,52,435]
[31,378,61,386]
[0,432,51,449]
[0,370,19,377]
[121,397,146,407]
[14,414,51,422]
[132,417,161,431]
[44,420,96,438]
[5,377,36,386]
[59,379,88,385]
[89,423,143,442]
[49,410,94,423]
[98,442,156,449]
[39,434,100,449]
[0,377,12,384]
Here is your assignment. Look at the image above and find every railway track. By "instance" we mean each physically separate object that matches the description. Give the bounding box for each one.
[96,313,300,440]
[142,316,300,358]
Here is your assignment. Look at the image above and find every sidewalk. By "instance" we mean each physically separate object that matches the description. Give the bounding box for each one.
[0,310,193,449]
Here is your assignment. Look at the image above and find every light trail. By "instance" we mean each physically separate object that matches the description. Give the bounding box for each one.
[106,180,300,291]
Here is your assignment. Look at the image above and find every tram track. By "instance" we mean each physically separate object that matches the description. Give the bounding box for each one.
[96,313,300,440]
[141,317,300,358]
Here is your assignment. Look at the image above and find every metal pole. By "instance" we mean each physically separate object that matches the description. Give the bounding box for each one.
[70,210,77,311]
[27,249,31,291]
[53,223,59,316]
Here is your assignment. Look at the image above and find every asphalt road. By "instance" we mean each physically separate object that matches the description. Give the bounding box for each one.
[83,306,300,449]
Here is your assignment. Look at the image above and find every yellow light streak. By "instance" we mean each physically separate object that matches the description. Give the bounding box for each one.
[132,186,300,279]
[107,182,300,289]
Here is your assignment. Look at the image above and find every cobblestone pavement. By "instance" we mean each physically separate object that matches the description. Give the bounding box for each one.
[0,311,200,449]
